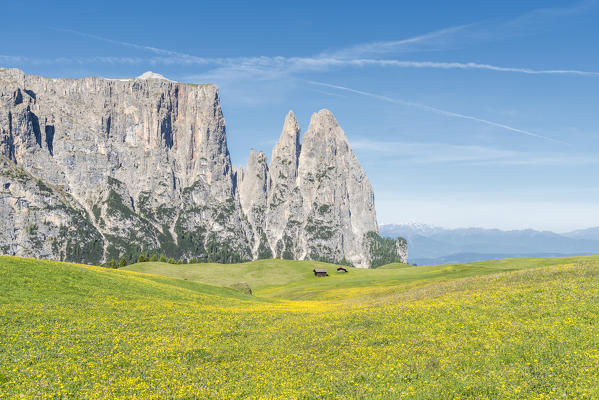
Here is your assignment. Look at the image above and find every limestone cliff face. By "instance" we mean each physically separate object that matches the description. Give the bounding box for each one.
[0,68,406,267]
[296,110,378,268]
[238,109,402,268]
[0,68,252,263]
[0,157,103,263]
[265,111,303,260]
[236,149,270,258]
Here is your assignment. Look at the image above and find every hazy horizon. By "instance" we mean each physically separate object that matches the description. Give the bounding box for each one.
[377,220,598,234]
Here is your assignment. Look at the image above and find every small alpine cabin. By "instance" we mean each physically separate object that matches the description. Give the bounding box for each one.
[336,266,348,273]
[313,269,328,277]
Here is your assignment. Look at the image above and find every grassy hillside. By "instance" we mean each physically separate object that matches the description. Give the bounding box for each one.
[2,255,599,398]
[126,255,599,301]
[123,258,340,291]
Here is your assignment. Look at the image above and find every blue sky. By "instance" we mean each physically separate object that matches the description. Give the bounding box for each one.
[2,0,599,231]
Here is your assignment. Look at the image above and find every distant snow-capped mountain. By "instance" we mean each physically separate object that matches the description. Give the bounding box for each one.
[380,224,599,265]
[563,227,599,241]
[380,223,445,238]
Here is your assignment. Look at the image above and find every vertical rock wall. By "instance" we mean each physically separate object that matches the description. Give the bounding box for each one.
[0,68,406,267]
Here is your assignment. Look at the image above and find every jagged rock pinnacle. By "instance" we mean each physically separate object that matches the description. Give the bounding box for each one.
[241,108,379,267]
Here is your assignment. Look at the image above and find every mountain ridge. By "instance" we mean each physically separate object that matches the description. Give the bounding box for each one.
[381,223,599,264]
[0,68,407,267]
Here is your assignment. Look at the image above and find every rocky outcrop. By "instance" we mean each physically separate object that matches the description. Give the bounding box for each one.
[0,156,103,264]
[0,68,252,264]
[237,109,404,268]
[237,149,270,258]
[296,110,378,267]
[265,111,303,260]
[363,232,409,268]
[0,68,406,267]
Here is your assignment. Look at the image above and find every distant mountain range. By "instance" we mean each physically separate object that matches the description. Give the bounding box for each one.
[380,224,599,265]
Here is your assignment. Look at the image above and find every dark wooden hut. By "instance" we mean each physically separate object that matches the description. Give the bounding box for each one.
[313,268,328,277]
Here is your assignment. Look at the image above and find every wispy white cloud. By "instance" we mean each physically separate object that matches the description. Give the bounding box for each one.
[332,1,596,60]
[42,1,599,80]
[503,0,597,31]
[339,59,599,77]
[322,24,475,58]
[0,3,591,146]
[0,54,147,65]
[307,81,570,146]
[353,139,594,166]
[52,28,209,60]
[4,52,599,78]
[354,140,518,164]
[307,88,348,98]
[0,55,29,64]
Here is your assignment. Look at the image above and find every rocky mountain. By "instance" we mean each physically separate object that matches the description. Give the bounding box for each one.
[0,68,406,268]
[237,110,405,267]
[380,223,598,265]
[564,227,599,241]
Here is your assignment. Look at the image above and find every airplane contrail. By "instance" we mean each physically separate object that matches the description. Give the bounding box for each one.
[306,81,570,146]
[53,28,599,78]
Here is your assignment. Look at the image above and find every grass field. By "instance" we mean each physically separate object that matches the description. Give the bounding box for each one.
[1,255,599,398]
[125,255,599,301]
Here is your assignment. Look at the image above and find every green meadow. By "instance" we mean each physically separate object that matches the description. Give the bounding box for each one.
[1,255,598,399]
